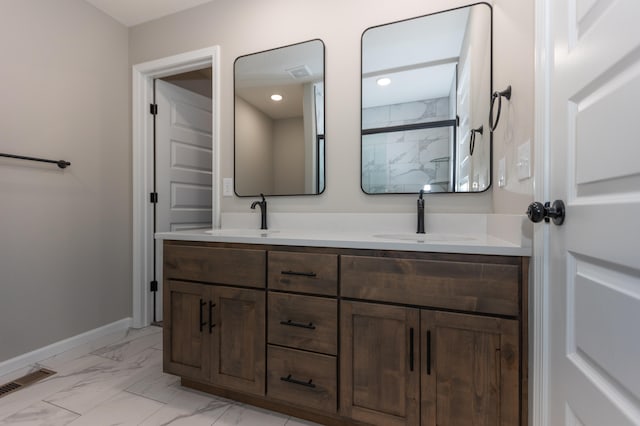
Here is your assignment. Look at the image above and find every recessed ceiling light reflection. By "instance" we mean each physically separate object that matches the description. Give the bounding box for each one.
[270,94,283,101]
[377,77,391,86]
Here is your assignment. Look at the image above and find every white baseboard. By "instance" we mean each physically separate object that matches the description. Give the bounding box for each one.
[0,318,133,378]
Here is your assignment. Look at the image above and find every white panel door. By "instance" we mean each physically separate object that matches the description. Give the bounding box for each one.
[155,79,212,321]
[547,0,640,424]
[156,79,212,232]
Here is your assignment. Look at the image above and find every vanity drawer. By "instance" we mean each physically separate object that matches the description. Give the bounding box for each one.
[163,243,266,288]
[341,255,520,316]
[268,293,337,355]
[268,251,338,296]
[267,345,337,413]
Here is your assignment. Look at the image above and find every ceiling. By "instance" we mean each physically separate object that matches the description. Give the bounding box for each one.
[84,0,215,27]
[362,7,469,108]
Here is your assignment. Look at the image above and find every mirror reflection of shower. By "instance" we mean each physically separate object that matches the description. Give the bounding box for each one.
[361,3,492,194]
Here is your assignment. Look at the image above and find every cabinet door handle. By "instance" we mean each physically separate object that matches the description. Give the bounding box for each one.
[409,327,415,372]
[280,374,316,389]
[280,320,316,330]
[199,299,207,332]
[426,330,432,375]
[209,301,216,333]
[281,270,317,278]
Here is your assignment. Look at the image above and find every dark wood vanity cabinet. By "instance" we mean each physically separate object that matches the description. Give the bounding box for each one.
[266,251,339,414]
[420,311,519,426]
[340,301,420,426]
[340,254,526,426]
[162,240,528,426]
[163,243,266,396]
[340,304,519,426]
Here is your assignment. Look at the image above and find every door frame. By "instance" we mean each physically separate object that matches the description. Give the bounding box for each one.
[131,46,221,328]
[532,0,550,424]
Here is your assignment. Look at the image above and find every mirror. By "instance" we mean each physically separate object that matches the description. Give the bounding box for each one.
[361,3,492,194]
[234,39,325,196]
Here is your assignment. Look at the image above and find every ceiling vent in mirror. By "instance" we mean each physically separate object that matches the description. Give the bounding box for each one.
[286,65,312,79]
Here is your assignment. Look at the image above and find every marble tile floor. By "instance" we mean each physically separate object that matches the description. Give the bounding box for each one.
[0,326,319,425]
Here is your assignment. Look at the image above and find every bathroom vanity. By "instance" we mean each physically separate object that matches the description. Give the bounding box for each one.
[158,227,529,426]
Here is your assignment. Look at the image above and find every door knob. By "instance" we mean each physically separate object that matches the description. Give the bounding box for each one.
[527,200,565,225]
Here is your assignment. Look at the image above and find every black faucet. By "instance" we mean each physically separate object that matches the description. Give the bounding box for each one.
[417,189,425,234]
[250,193,268,230]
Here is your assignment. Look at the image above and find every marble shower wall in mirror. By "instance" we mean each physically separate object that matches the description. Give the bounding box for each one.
[361,3,492,194]
[234,39,325,197]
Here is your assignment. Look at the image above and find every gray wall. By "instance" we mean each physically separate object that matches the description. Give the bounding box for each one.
[0,0,131,362]
[130,0,534,215]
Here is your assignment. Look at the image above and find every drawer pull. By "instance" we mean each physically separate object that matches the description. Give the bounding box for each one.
[199,299,207,332]
[280,320,316,330]
[280,374,316,389]
[281,270,317,278]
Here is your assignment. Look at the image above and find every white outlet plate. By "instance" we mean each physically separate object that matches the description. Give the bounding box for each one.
[498,157,506,187]
[223,178,233,197]
[517,141,531,180]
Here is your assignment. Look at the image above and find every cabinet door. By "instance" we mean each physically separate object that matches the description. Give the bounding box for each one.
[163,280,210,379]
[340,301,420,426]
[421,311,519,426]
[210,286,266,396]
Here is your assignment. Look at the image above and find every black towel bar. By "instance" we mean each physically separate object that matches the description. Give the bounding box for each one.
[0,153,70,169]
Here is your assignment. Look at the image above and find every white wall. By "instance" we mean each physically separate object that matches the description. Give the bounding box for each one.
[492,0,535,213]
[130,0,535,214]
[273,117,305,194]
[234,96,274,195]
[0,0,131,362]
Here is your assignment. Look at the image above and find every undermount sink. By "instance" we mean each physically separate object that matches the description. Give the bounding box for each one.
[372,233,476,242]
[205,228,280,237]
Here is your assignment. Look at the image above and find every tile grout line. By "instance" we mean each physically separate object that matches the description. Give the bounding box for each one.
[41,400,82,417]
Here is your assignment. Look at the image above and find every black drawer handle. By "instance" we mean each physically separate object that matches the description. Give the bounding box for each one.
[199,299,207,332]
[281,270,317,278]
[280,374,316,389]
[426,330,432,375]
[280,320,316,330]
[209,302,216,333]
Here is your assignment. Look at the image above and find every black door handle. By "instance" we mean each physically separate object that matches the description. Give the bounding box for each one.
[209,301,216,333]
[199,299,207,332]
[426,330,432,375]
[409,327,414,372]
[527,200,565,225]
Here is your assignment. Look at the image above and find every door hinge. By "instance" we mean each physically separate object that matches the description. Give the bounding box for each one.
[150,192,158,203]
[149,104,158,115]
[150,280,158,292]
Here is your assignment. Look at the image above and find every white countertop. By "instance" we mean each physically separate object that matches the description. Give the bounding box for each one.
[155,227,531,257]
